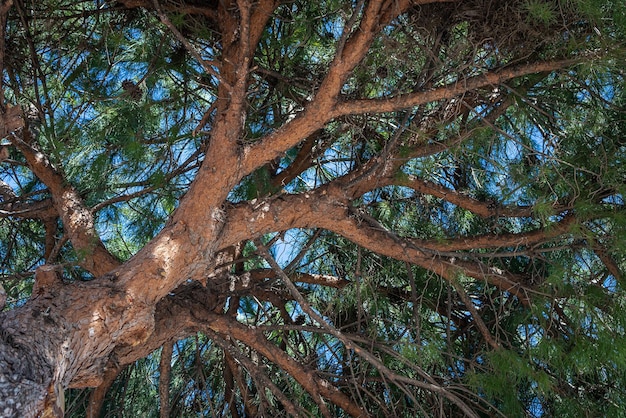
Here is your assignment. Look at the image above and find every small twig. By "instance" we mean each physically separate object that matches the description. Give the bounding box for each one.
[151,0,229,90]
[206,329,303,417]
[193,101,217,136]
[255,240,480,418]
[451,280,501,351]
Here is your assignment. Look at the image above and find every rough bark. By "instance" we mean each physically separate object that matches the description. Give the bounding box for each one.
[0,0,614,416]
[158,342,173,418]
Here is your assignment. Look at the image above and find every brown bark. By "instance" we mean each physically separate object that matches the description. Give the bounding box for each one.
[219,183,534,301]
[331,59,581,117]
[86,365,123,418]
[0,0,605,416]
[158,342,173,418]
[8,133,120,275]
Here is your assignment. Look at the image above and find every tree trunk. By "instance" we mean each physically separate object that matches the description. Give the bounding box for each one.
[0,266,164,416]
[0,304,63,417]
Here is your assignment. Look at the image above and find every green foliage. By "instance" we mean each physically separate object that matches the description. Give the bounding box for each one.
[524,0,558,25]
[2,0,626,416]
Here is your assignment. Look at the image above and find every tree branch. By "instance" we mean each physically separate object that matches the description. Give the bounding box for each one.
[151,0,225,87]
[247,269,350,289]
[9,132,119,275]
[0,0,13,106]
[241,0,412,177]
[206,307,368,417]
[158,342,173,418]
[332,58,583,117]
[86,365,123,418]
[405,214,576,252]
[109,280,366,417]
[256,242,479,418]
[451,280,501,351]
[221,188,533,302]
[207,330,305,417]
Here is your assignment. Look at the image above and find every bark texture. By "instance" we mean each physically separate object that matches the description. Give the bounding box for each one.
[0,0,621,416]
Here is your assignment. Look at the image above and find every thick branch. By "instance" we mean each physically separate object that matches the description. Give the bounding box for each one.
[107,281,366,417]
[9,133,119,275]
[0,189,56,220]
[220,188,533,302]
[332,58,582,117]
[241,0,411,176]
[0,104,21,137]
[269,133,318,190]
[205,311,368,417]
[171,1,279,224]
[86,366,123,418]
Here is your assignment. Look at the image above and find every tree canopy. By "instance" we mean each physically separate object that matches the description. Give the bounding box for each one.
[0,0,625,416]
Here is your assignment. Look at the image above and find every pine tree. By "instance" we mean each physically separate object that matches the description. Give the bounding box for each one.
[0,0,625,416]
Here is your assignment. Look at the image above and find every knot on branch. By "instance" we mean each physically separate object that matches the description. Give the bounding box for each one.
[33,264,64,297]
[0,105,24,139]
